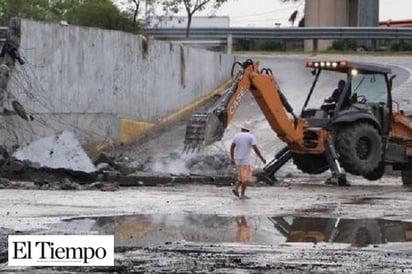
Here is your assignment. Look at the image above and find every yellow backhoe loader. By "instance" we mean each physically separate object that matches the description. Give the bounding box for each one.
[184,59,412,186]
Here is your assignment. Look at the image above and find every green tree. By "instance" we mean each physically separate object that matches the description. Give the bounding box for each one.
[288,9,298,26]
[162,0,228,37]
[0,0,137,33]
[66,0,135,32]
[279,0,304,27]
[118,0,159,31]
[0,0,62,25]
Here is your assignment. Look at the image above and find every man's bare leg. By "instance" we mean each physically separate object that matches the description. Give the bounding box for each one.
[240,182,250,199]
[232,181,241,197]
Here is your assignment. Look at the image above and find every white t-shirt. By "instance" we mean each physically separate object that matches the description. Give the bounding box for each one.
[232,132,257,165]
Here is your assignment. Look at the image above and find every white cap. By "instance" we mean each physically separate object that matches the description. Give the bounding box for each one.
[240,120,252,131]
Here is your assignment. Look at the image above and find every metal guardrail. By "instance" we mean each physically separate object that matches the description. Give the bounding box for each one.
[146,27,412,40]
[146,27,412,53]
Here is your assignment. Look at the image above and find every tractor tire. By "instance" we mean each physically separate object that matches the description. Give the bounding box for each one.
[401,170,412,185]
[336,122,382,176]
[292,153,328,174]
[333,219,383,246]
[363,163,385,181]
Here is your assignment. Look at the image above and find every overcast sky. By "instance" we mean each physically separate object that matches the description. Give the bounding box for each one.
[189,0,412,27]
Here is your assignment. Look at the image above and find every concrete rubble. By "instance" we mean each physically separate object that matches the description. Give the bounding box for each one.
[12,130,97,173]
[0,131,238,189]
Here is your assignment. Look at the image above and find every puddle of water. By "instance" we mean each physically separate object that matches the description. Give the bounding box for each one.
[50,215,412,247]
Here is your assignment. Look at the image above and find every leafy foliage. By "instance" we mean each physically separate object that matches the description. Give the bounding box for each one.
[0,0,59,25]
[328,40,358,51]
[389,41,412,51]
[0,0,138,33]
[66,0,134,31]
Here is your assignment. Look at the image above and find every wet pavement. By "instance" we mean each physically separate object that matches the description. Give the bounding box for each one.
[2,182,412,273]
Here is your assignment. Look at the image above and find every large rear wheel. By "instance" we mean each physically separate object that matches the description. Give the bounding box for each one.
[363,163,385,181]
[292,153,328,174]
[336,122,382,176]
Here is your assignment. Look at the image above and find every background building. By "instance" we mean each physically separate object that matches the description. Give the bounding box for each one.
[304,0,379,50]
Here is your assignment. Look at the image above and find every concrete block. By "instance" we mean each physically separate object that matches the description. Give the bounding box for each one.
[12,130,96,173]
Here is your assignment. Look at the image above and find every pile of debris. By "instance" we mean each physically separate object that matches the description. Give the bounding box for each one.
[0,131,238,190]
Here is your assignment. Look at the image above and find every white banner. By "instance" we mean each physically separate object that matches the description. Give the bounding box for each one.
[8,235,114,266]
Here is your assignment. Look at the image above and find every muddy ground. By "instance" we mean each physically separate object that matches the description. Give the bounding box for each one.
[2,54,412,273]
[2,180,412,273]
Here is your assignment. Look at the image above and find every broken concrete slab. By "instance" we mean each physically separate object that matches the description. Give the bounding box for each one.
[12,130,97,173]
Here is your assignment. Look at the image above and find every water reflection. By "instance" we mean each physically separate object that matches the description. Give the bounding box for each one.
[270,217,412,247]
[57,214,412,247]
[235,216,251,243]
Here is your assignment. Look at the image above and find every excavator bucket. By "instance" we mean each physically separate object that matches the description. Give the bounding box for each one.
[183,112,224,153]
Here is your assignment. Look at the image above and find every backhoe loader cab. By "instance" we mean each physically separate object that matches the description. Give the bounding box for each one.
[302,60,393,123]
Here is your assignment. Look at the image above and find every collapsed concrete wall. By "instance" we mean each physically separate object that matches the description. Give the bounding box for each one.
[0,19,235,151]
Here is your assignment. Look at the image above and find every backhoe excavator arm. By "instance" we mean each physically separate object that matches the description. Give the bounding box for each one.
[183,59,309,152]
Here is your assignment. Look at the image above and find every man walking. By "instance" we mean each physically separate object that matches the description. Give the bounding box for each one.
[230,120,266,199]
